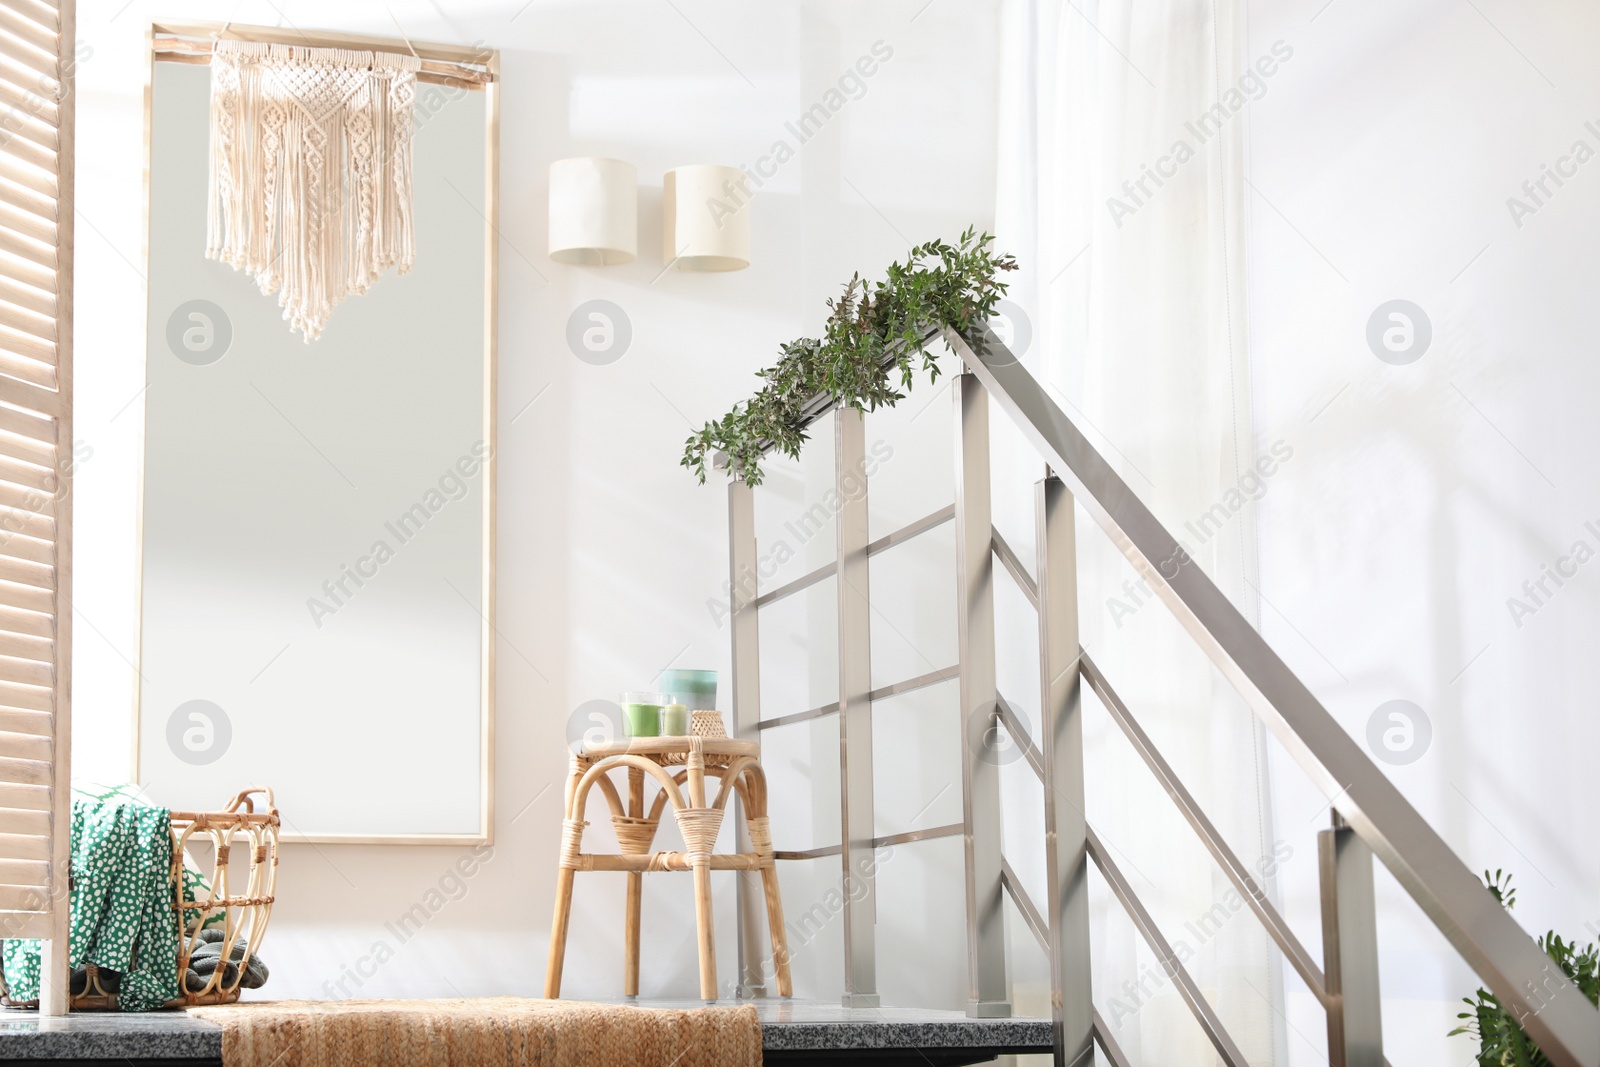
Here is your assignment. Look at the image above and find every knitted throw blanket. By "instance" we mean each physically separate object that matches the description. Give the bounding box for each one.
[188,999,763,1067]
[207,40,421,342]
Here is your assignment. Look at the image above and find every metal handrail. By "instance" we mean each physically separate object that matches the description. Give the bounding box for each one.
[946,323,1600,1067]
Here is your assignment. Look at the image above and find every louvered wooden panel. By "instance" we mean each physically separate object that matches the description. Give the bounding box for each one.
[0,0,71,1015]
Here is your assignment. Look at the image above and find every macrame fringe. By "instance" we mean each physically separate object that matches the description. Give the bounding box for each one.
[207,39,421,342]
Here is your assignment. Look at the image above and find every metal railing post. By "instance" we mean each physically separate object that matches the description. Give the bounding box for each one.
[1037,474,1091,1064]
[954,372,1011,1018]
[727,471,768,997]
[1320,813,1384,1067]
[835,407,879,1008]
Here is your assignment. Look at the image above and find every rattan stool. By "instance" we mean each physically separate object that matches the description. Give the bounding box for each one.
[543,734,792,1002]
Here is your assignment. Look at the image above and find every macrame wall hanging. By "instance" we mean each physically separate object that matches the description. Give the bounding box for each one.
[206,40,421,342]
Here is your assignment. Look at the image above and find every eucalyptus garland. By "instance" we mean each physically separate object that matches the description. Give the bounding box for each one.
[682,227,1018,487]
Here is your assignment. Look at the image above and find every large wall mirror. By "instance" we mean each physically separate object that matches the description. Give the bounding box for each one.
[135,24,497,842]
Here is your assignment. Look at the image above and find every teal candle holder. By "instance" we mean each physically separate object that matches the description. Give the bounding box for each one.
[658,669,717,711]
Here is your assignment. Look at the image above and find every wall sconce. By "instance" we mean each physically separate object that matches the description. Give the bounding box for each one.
[548,157,637,265]
[662,164,750,272]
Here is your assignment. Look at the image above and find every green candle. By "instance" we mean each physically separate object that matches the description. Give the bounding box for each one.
[621,692,662,737]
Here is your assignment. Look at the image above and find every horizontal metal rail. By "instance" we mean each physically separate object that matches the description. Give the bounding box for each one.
[947,323,1600,1067]
[754,559,835,610]
[871,503,954,557]
[1087,826,1250,1067]
[991,527,1038,606]
[754,505,955,610]
[1082,652,1328,1006]
[757,665,958,731]
[774,820,963,862]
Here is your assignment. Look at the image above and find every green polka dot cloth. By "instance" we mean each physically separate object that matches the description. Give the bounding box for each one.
[2,784,180,1011]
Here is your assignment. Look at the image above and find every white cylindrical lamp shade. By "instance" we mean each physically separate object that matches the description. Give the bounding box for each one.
[549,157,637,266]
[663,165,750,272]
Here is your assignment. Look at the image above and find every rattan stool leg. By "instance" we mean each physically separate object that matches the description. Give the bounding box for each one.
[692,860,717,1000]
[624,766,645,996]
[624,872,643,996]
[685,744,718,1001]
[761,863,791,996]
[545,867,575,998]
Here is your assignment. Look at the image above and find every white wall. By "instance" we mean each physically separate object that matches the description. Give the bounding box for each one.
[72,0,995,1004]
[1243,1,1600,1062]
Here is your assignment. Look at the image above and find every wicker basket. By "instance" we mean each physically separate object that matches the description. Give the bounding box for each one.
[51,787,280,1010]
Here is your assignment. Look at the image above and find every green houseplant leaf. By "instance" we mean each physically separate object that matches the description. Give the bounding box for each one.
[1448,872,1599,1066]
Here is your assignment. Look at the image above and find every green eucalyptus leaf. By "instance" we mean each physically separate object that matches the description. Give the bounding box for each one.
[682,230,1018,486]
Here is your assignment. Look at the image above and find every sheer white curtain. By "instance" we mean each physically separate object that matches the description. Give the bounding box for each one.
[995,0,1290,1062]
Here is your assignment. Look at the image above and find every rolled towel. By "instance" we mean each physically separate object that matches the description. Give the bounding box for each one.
[239,953,269,989]
[192,938,249,962]
[187,955,239,989]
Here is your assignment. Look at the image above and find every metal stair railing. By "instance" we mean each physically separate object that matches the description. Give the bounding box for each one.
[717,322,1600,1067]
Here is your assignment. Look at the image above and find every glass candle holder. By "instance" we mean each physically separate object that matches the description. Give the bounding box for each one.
[657,669,717,711]
[620,691,663,738]
[661,702,689,736]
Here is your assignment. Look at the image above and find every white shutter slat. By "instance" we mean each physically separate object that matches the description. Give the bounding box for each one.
[0,426,54,468]
[0,828,50,857]
[0,35,57,86]
[0,856,49,885]
[0,603,48,640]
[0,477,53,516]
[0,0,59,34]
[0,508,52,543]
[0,880,48,910]
[0,704,50,735]
[0,728,48,759]
[0,758,47,789]
[0,77,54,130]
[0,364,56,417]
[0,297,53,342]
[0,129,53,176]
[0,243,52,291]
[0,650,49,690]
[0,576,52,613]
[0,8,55,56]
[0,450,53,495]
[0,0,69,1014]
[0,536,55,570]
[0,400,52,445]
[0,911,52,937]
[0,778,49,810]
[0,553,49,591]
[0,155,52,199]
[0,174,53,226]
[0,225,53,271]
[0,199,53,246]
[0,348,56,389]
[0,400,51,444]
[0,677,50,713]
